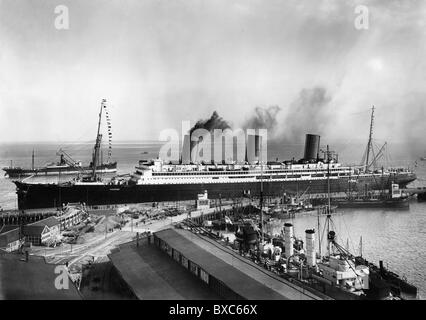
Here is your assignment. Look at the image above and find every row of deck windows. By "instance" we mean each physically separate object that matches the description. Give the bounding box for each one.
[152,169,349,176]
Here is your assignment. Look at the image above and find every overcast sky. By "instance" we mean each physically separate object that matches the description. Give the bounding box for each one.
[1,0,425,147]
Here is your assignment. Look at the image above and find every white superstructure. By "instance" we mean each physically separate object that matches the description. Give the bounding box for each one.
[130,158,353,185]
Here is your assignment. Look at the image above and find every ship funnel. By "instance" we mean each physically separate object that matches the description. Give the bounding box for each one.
[284,223,294,258]
[305,229,316,267]
[303,134,321,162]
[181,134,191,164]
[246,133,262,164]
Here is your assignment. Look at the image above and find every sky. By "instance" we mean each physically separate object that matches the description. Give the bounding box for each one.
[0,0,426,153]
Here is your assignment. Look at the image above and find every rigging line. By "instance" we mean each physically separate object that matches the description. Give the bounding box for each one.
[320,210,328,255]
[55,114,98,150]
[337,215,356,255]
[331,240,364,288]
[347,109,374,116]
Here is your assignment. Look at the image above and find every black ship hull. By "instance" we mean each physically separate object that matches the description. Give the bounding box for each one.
[15,173,416,210]
[4,162,117,178]
[331,197,410,209]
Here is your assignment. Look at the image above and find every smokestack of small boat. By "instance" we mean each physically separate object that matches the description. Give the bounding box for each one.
[305,229,316,267]
[284,223,294,258]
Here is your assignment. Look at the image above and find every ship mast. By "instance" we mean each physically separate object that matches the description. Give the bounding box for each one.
[365,105,375,172]
[327,145,331,215]
[317,207,321,258]
[326,144,332,256]
[92,99,106,180]
[260,138,264,244]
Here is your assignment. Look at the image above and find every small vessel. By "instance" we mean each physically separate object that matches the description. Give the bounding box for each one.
[333,183,410,209]
[3,99,117,179]
[3,150,117,179]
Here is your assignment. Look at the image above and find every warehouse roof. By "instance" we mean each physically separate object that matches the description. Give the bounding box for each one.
[23,225,48,237]
[109,239,222,300]
[0,226,22,247]
[154,228,286,300]
[30,216,60,228]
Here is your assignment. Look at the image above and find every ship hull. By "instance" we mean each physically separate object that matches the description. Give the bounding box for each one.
[332,197,410,209]
[15,173,416,210]
[4,162,117,178]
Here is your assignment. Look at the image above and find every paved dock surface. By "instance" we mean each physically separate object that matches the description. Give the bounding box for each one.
[0,252,81,300]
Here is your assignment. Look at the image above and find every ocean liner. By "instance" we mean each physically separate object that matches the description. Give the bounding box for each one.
[14,131,416,210]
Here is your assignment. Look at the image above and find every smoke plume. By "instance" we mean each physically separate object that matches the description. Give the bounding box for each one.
[243,106,281,133]
[189,111,231,136]
[241,87,333,144]
[281,87,332,143]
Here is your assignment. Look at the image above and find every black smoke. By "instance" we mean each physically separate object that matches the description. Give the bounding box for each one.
[188,111,232,160]
[189,111,231,136]
[186,87,334,161]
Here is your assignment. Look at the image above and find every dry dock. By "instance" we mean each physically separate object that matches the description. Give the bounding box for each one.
[109,228,325,300]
